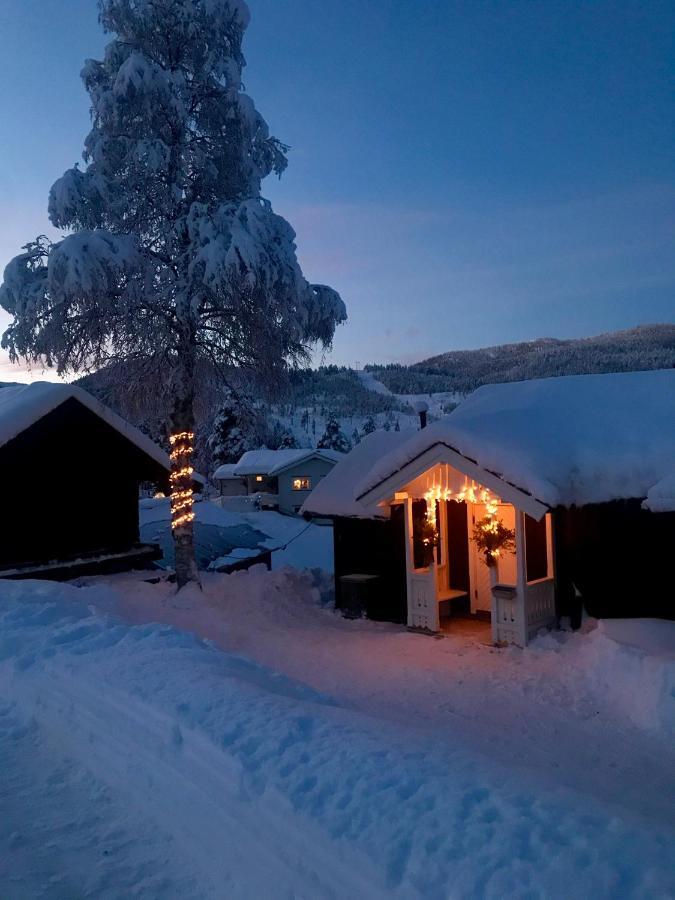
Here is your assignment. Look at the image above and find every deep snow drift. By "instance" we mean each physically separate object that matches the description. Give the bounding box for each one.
[1,570,674,898]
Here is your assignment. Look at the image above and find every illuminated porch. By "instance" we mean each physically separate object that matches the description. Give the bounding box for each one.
[384,461,556,646]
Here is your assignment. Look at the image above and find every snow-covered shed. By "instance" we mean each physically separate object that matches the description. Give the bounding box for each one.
[0,381,175,578]
[230,447,343,515]
[213,463,247,497]
[304,370,675,643]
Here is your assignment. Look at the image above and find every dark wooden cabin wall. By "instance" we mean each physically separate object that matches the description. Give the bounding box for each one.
[0,399,166,568]
[525,514,548,583]
[333,512,407,623]
[553,501,675,621]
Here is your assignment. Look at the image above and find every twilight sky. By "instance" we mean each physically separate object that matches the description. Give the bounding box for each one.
[0,0,673,382]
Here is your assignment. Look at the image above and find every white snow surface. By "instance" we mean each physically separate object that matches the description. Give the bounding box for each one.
[0,381,170,470]
[233,447,343,477]
[0,571,674,897]
[303,430,413,518]
[356,369,675,508]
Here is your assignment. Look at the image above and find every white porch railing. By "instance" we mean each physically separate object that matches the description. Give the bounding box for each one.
[407,566,439,631]
[524,577,556,637]
[491,584,520,645]
[491,577,556,646]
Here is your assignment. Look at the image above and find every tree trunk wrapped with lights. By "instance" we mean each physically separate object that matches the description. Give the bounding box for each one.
[169,427,197,585]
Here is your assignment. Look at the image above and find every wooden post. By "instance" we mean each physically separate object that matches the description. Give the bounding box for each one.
[515,511,528,646]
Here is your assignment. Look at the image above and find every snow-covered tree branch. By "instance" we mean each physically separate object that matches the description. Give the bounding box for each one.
[0,0,346,586]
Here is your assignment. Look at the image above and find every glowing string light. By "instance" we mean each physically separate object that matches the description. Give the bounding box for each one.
[169,431,196,532]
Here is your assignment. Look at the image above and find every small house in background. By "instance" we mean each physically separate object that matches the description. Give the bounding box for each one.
[0,381,177,579]
[303,369,675,646]
[213,463,247,497]
[225,447,343,514]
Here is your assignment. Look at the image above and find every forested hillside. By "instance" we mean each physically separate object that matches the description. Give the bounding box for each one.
[74,324,675,473]
[367,325,675,395]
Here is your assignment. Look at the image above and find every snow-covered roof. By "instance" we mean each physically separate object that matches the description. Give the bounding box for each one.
[356,369,675,509]
[213,463,242,480]
[234,447,343,477]
[643,474,675,514]
[301,430,413,519]
[0,381,170,472]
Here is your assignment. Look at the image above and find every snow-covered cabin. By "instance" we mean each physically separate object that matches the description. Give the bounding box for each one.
[303,370,675,645]
[227,448,343,515]
[212,463,247,497]
[0,382,177,578]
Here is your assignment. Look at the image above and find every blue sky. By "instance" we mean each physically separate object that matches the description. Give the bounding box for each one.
[0,0,673,379]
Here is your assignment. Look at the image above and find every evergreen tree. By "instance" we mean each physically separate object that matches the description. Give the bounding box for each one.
[362,416,377,436]
[267,418,299,449]
[207,388,257,467]
[0,0,345,586]
[278,428,299,449]
[317,415,351,453]
[351,427,361,445]
[394,418,401,432]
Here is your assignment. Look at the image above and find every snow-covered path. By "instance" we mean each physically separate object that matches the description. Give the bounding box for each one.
[357,369,395,396]
[1,573,674,898]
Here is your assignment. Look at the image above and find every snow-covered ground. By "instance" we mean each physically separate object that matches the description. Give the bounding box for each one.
[1,567,674,898]
[141,496,333,573]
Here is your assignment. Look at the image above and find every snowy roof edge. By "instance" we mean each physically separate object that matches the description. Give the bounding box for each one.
[0,381,171,472]
[234,447,342,477]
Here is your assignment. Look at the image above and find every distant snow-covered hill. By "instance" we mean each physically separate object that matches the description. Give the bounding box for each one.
[367,324,675,395]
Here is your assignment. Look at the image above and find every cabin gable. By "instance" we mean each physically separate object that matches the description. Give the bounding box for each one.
[0,397,166,569]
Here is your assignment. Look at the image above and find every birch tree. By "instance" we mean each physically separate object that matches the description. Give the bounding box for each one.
[0,0,345,586]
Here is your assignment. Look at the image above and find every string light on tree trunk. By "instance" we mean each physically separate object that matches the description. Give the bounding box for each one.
[169,431,195,531]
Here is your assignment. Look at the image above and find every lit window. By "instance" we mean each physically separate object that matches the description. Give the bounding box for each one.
[292,477,311,491]
[255,475,264,482]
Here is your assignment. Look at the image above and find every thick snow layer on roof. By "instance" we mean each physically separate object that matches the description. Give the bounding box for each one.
[356,370,675,508]
[643,474,675,513]
[213,463,242,480]
[302,430,413,518]
[0,381,170,471]
[234,447,342,476]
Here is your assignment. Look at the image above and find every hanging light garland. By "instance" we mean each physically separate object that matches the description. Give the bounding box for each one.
[169,431,195,530]
[422,479,508,567]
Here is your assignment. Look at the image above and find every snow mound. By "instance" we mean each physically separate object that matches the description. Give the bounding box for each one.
[528,618,675,736]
